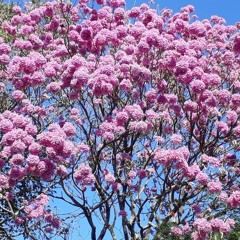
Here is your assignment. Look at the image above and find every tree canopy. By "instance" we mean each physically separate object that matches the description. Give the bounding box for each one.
[0,0,240,239]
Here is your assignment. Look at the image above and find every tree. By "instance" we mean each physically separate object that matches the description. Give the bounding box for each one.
[0,0,240,239]
[0,0,15,40]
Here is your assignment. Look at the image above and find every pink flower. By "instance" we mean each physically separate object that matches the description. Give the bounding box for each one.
[170,134,182,145]
[62,122,76,136]
[31,71,45,86]
[119,79,132,92]
[39,160,55,180]
[166,94,177,104]
[25,124,37,135]
[207,181,222,194]
[182,223,191,234]
[45,227,53,233]
[219,192,228,202]
[227,191,240,208]
[11,140,26,154]
[0,54,10,64]
[215,89,231,106]
[81,28,92,41]
[196,172,208,185]
[108,0,126,8]
[161,50,177,68]
[128,7,141,18]
[145,88,157,103]
[102,132,114,142]
[74,164,95,185]
[129,121,148,132]
[217,121,229,135]
[192,205,201,214]
[70,108,79,115]
[51,218,61,229]
[124,104,144,120]
[14,217,24,225]
[78,143,90,153]
[0,43,11,54]
[38,194,49,205]
[138,169,147,179]
[220,222,231,234]
[226,218,235,228]
[9,154,24,165]
[184,164,200,179]
[36,160,47,176]
[189,21,206,37]
[9,167,25,180]
[82,174,96,185]
[201,154,219,167]
[233,125,240,136]
[210,218,229,232]
[118,210,127,217]
[1,146,11,159]
[112,182,121,191]
[44,213,54,222]
[116,111,129,126]
[0,119,13,133]
[184,100,197,112]
[12,5,21,14]
[233,33,240,54]
[171,227,182,237]
[46,82,61,93]
[231,94,240,106]
[72,68,89,89]
[128,170,137,179]
[27,155,40,166]
[0,174,9,188]
[175,60,189,75]
[226,110,237,125]
[104,173,116,183]
[193,218,212,234]
[12,115,28,128]
[0,159,5,169]
[190,80,205,94]
[44,66,56,77]
[29,143,41,155]
[137,40,150,54]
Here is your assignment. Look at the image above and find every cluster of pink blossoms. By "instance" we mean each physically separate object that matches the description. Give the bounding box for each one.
[172,218,235,239]
[23,194,61,231]
[0,110,78,231]
[73,163,95,186]
[0,111,77,183]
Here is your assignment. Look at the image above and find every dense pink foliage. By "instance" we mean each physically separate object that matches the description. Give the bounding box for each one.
[0,0,240,239]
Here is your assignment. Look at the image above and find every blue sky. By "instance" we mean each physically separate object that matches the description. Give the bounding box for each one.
[6,0,240,25]
[129,0,240,25]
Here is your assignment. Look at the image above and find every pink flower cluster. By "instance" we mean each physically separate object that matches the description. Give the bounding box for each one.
[118,210,127,217]
[227,191,240,208]
[188,218,235,240]
[74,164,95,186]
[154,147,189,169]
[23,194,61,230]
[0,110,77,186]
[207,180,223,194]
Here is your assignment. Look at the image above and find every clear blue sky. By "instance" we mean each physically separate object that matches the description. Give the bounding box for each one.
[128,0,240,25]
[6,0,240,25]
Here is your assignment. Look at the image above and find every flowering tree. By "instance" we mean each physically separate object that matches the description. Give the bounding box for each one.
[0,0,240,239]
